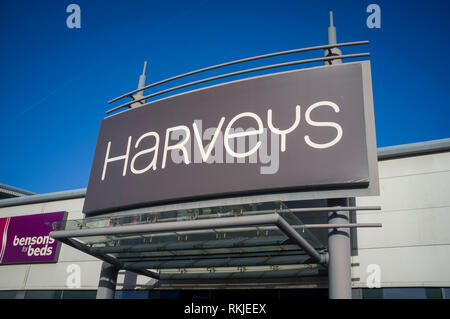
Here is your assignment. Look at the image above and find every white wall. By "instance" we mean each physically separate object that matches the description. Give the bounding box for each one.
[353,152,450,288]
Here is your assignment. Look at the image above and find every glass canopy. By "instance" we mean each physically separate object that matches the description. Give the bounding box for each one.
[50,201,328,281]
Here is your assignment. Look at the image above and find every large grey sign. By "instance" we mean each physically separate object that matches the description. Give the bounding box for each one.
[83,62,378,216]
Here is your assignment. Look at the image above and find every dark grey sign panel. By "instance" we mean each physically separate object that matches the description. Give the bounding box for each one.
[84,63,374,215]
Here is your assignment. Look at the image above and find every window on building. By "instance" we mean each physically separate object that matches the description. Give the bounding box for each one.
[362,288,383,299]
[443,288,450,299]
[25,290,63,299]
[0,291,18,299]
[425,288,443,299]
[362,288,443,299]
[61,290,97,299]
[383,288,442,299]
[115,290,149,299]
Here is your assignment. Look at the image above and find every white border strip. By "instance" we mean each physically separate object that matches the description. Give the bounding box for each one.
[0,217,11,263]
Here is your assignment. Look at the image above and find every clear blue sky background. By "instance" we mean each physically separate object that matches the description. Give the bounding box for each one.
[0,0,449,194]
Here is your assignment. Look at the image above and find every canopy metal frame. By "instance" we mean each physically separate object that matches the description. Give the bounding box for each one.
[106,40,370,115]
[50,206,381,281]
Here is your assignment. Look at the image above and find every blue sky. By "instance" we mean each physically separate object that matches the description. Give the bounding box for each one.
[0,0,449,194]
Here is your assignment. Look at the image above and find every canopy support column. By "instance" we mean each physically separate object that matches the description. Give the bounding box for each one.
[327,198,352,299]
[96,262,119,299]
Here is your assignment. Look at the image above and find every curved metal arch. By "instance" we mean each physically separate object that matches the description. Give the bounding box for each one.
[106,52,369,114]
[108,40,369,105]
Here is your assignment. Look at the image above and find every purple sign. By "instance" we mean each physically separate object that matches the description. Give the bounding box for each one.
[0,211,66,264]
